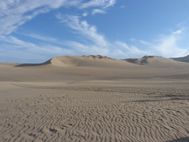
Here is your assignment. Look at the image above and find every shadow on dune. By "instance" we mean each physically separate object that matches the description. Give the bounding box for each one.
[133,94,189,103]
[167,137,189,142]
[15,60,50,67]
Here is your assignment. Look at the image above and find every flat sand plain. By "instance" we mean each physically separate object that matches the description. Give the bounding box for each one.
[0,56,189,142]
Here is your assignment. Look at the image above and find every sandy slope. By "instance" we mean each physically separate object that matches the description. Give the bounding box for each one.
[0,56,189,142]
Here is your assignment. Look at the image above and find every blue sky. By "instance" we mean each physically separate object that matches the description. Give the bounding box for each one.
[0,0,189,63]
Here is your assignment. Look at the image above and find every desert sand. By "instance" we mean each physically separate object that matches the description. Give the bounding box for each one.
[0,56,189,142]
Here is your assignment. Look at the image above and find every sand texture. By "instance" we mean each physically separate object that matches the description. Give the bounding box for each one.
[0,56,189,142]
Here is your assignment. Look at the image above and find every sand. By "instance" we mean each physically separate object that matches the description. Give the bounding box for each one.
[0,56,189,142]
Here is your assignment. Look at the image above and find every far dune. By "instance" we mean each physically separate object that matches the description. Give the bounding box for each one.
[172,55,189,63]
[124,56,188,66]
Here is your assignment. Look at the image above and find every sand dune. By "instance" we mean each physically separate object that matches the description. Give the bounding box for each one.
[17,55,136,68]
[46,55,138,68]
[17,55,189,68]
[1,55,189,81]
[50,56,123,67]
[125,56,187,66]
[0,55,189,142]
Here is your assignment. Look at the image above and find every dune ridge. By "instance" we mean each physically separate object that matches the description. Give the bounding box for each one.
[15,55,189,68]
[17,55,136,68]
[124,56,183,65]
[50,55,116,67]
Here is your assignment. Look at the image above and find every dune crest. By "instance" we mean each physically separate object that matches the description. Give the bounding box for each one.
[47,55,134,67]
[16,55,115,67]
[50,56,113,67]
[15,55,189,68]
[125,56,181,65]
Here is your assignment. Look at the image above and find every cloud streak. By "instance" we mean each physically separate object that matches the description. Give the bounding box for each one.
[92,9,106,15]
[0,0,188,63]
[0,0,117,37]
[57,15,189,58]
[152,29,188,57]
[57,14,108,48]
[80,0,116,9]
[0,0,118,62]
[0,35,72,63]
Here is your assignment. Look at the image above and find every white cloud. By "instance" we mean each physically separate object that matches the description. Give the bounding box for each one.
[57,14,108,48]
[92,9,106,15]
[0,0,117,37]
[153,29,189,57]
[0,36,65,54]
[118,29,189,58]
[3,15,187,62]
[19,32,68,48]
[57,14,189,58]
[0,0,117,62]
[1,27,188,63]
[0,35,73,63]
[82,12,89,17]
[65,41,108,55]
[0,1,64,36]
[80,0,116,9]
[113,41,150,57]
[1,0,188,62]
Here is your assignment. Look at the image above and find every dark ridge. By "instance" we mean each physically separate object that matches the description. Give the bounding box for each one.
[15,59,51,67]
[124,56,156,65]
[82,55,112,60]
[172,55,189,63]
[166,137,189,142]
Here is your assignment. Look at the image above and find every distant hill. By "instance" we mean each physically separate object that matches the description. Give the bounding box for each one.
[124,56,155,65]
[1,55,189,82]
[16,55,134,68]
[172,55,189,63]
[123,56,179,65]
[16,55,189,68]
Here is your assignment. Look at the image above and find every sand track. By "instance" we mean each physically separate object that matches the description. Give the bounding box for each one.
[0,82,189,142]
